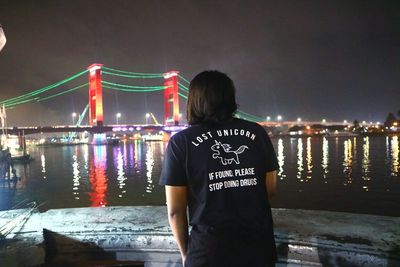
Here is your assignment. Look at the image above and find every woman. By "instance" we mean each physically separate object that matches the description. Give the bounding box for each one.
[160,70,279,267]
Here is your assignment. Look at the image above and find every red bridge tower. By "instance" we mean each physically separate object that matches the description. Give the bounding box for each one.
[163,71,180,125]
[88,64,104,126]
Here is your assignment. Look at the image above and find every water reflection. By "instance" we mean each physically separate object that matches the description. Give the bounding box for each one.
[88,145,108,207]
[4,136,400,216]
[321,137,329,180]
[83,144,89,165]
[129,142,134,168]
[386,136,399,177]
[353,137,357,161]
[297,138,304,182]
[134,140,142,171]
[145,142,155,194]
[306,137,312,180]
[343,139,353,185]
[116,147,127,198]
[41,154,46,179]
[72,150,80,200]
[361,137,371,186]
[123,141,128,166]
[277,138,285,180]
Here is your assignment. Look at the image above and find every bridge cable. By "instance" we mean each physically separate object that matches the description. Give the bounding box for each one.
[102,71,163,79]
[102,84,165,93]
[102,81,165,90]
[1,70,88,105]
[37,83,89,102]
[102,66,164,77]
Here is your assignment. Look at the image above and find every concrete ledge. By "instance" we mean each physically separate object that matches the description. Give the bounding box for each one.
[0,206,399,266]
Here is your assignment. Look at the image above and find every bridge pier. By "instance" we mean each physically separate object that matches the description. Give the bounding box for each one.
[88,133,107,145]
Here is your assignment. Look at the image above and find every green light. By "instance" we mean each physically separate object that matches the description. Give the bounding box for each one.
[3,96,38,106]
[1,69,88,105]
[102,66,164,76]
[102,71,163,79]
[236,110,264,121]
[102,85,165,92]
[236,112,263,121]
[178,75,191,84]
[102,81,165,90]
[4,97,40,108]
[178,92,188,100]
[178,82,189,92]
[234,113,259,123]
[38,83,88,102]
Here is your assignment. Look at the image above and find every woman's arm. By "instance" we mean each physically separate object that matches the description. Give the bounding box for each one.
[165,185,189,265]
[265,170,277,201]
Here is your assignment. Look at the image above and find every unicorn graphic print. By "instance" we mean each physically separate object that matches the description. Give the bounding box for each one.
[211,140,248,165]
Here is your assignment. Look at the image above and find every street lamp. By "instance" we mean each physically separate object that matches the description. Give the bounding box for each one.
[297,117,302,122]
[116,113,121,125]
[277,115,282,121]
[266,116,271,122]
[322,119,326,123]
[146,113,150,124]
[72,112,77,125]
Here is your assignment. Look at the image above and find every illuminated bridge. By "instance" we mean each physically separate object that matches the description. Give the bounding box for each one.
[1,63,350,139]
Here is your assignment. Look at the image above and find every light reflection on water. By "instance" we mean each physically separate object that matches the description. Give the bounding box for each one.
[277,139,285,180]
[296,138,304,182]
[306,137,313,180]
[116,146,127,198]
[343,138,353,186]
[89,145,108,207]
[362,137,370,192]
[321,137,329,180]
[145,142,155,194]
[72,152,80,200]
[388,136,399,176]
[41,154,46,179]
[0,136,399,216]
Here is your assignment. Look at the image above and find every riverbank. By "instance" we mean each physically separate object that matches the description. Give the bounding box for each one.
[1,206,399,266]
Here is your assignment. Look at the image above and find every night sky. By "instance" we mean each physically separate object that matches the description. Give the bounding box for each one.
[0,0,399,126]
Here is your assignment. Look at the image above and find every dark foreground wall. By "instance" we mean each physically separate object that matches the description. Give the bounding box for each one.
[0,207,399,267]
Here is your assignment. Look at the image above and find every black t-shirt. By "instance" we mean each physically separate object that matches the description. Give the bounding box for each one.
[159,118,279,232]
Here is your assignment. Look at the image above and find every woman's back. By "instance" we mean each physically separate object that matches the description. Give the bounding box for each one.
[160,70,278,267]
[161,118,278,266]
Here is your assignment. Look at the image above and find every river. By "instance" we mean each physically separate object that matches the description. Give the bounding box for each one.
[0,136,399,216]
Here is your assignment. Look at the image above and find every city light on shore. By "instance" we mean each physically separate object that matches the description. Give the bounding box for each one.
[72,112,77,125]
[116,113,122,124]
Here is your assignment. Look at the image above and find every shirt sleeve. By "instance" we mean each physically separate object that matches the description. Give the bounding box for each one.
[159,135,188,186]
[261,128,279,172]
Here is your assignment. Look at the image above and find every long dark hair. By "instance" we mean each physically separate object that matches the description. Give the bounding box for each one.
[187,70,238,125]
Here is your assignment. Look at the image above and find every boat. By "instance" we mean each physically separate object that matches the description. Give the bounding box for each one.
[11,153,32,163]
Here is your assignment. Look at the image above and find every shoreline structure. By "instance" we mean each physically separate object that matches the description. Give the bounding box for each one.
[1,206,399,266]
